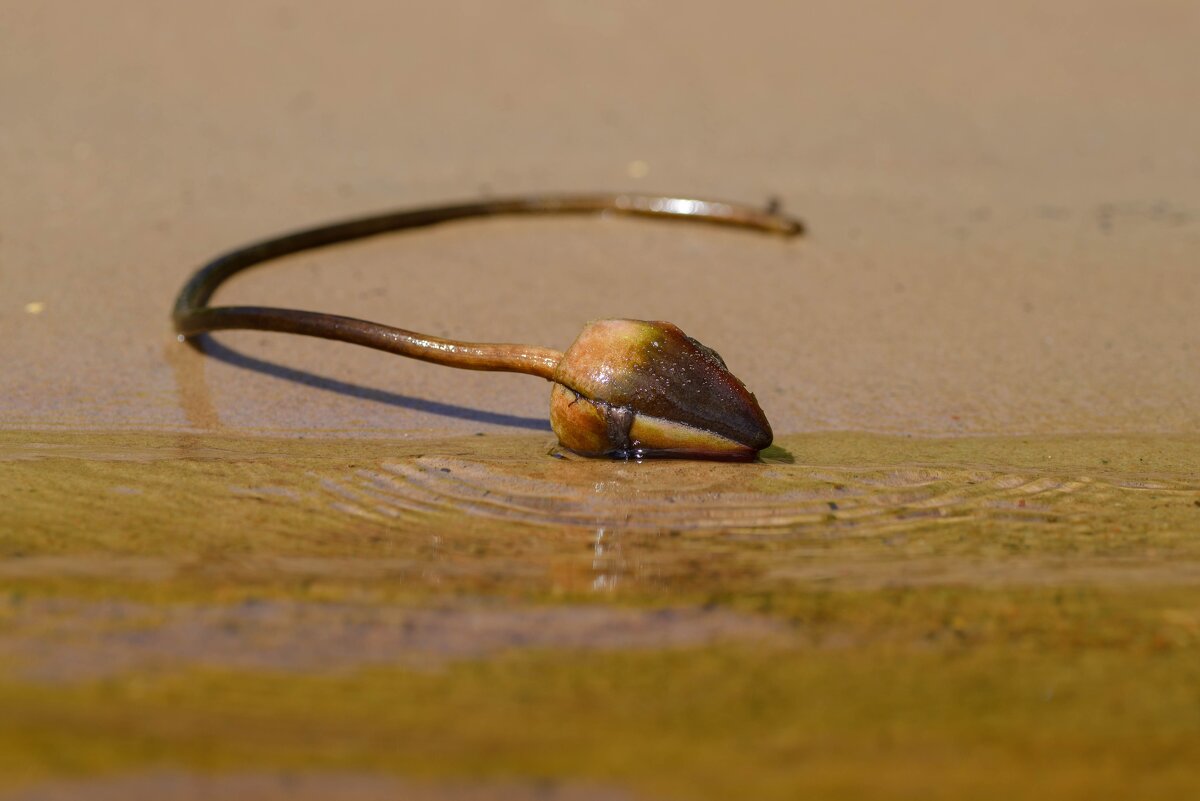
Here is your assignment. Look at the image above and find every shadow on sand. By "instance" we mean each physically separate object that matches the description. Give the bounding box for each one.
[195,335,552,432]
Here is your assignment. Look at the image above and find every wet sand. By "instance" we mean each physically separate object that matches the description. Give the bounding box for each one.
[3,2,1200,799]
[2,1,1198,435]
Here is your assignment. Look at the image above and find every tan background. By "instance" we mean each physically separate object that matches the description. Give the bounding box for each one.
[2,0,1197,437]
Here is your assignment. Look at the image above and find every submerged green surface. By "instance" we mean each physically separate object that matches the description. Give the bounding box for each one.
[2,430,1199,799]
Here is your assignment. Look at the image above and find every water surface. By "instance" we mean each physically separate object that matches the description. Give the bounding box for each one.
[3,430,1199,799]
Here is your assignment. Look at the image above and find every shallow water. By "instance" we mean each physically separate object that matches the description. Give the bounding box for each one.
[2,430,1200,799]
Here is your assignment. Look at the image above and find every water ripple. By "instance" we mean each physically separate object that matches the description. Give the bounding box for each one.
[294,455,1200,538]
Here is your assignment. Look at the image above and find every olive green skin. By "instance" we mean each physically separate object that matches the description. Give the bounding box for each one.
[549,319,773,459]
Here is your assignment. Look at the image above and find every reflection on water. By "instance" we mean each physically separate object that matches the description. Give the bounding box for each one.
[592,528,621,592]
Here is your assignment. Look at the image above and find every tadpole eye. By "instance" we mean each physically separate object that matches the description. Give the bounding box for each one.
[549,319,773,459]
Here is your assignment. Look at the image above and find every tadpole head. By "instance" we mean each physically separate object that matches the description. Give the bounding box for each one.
[549,319,773,459]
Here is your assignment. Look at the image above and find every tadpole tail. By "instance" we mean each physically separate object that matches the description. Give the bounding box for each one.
[172,193,804,377]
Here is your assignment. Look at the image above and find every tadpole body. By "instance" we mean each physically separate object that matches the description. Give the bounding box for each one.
[172,193,802,459]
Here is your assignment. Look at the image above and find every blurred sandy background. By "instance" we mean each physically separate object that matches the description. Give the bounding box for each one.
[2,0,1197,437]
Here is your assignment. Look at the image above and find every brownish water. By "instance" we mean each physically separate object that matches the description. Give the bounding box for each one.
[3,430,1200,800]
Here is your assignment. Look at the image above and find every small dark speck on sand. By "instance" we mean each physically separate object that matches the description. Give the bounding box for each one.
[828,502,839,511]
[439,467,452,473]
[1194,500,1200,508]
